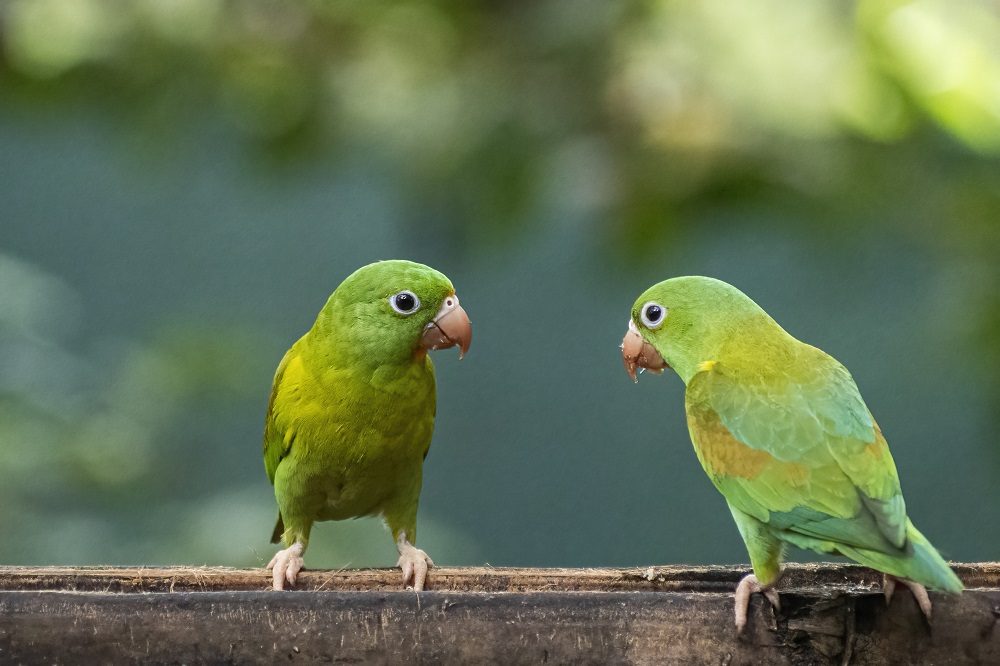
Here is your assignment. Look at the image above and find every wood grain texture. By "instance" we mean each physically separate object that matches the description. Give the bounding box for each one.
[1,563,998,665]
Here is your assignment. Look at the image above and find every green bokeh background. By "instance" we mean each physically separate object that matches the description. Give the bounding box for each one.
[1,0,998,570]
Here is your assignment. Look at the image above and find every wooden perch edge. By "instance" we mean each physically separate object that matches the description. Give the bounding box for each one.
[1,563,998,664]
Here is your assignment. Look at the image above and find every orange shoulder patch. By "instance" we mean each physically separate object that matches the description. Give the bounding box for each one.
[688,410,771,479]
[864,423,889,460]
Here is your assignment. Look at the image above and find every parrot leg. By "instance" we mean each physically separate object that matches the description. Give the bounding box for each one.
[728,506,784,633]
[396,532,434,591]
[734,573,782,633]
[883,574,932,621]
[267,542,304,591]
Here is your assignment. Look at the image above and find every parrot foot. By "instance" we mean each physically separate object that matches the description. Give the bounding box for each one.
[883,574,932,621]
[734,573,781,633]
[396,535,434,592]
[267,542,304,591]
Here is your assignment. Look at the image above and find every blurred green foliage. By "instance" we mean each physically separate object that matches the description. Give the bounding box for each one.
[1,1,998,568]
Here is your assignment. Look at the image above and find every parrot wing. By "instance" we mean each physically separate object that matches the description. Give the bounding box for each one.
[263,347,295,485]
[685,354,907,554]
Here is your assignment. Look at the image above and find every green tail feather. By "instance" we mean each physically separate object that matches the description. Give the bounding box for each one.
[840,520,963,593]
[270,513,284,544]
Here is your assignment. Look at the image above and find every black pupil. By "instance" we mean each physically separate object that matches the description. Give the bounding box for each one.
[645,305,662,322]
[395,293,415,311]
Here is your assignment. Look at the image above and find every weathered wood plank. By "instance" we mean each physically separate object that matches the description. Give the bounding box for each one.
[3,562,998,593]
[1,564,997,665]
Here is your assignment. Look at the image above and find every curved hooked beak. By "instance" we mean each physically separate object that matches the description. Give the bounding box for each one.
[621,319,668,383]
[420,294,472,359]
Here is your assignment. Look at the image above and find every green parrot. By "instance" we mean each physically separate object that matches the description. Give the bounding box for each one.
[264,260,471,591]
[621,276,962,631]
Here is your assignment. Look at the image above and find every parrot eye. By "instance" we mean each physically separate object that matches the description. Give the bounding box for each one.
[640,301,666,329]
[390,290,421,315]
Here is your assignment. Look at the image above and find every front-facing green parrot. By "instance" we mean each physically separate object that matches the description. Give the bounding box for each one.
[621,276,962,631]
[264,260,471,591]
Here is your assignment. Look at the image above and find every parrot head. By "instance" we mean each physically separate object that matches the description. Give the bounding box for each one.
[621,276,769,384]
[319,260,471,362]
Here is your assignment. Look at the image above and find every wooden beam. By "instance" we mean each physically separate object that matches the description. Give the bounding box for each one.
[1,563,997,664]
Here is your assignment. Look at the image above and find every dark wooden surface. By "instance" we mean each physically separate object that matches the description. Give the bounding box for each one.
[1,563,997,664]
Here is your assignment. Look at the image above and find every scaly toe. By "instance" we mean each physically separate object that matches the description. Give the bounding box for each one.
[412,558,429,591]
[903,580,933,621]
[733,575,756,633]
[763,587,781,612]
[271,561,287,591]
[285,556,303,586]
[399,559,414,586]
[883,574,896,605]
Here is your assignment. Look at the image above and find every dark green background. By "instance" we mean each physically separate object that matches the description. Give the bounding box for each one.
[1,1,997,570]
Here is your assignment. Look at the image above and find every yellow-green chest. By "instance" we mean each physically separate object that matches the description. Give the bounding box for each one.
[267,347,437,517]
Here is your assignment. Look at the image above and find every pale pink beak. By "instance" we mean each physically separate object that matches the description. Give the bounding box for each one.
[420,294,472,359]
[621,319,667,382]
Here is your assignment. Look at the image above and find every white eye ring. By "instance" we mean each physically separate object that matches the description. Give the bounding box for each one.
[640,301,667,329]
[389,290,421,315]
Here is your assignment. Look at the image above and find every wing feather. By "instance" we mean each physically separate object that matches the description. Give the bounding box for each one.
[685,353,906,552]
[263,348,295,484]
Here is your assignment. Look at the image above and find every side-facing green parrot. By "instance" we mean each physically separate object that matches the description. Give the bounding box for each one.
[264,260,471,591]
[621,276,962,631]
